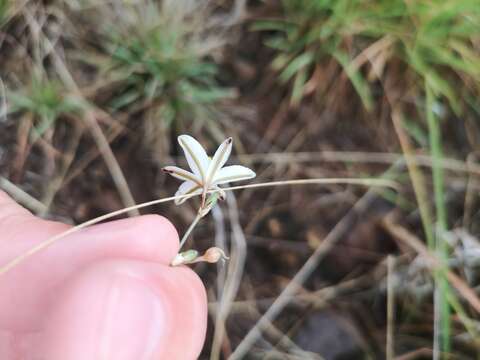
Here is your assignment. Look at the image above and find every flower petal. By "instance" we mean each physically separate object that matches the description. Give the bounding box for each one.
[163,166,202,186]
[178,135,210,181]
[206,137,232,185]
[212,165,256,185]
[175,181,203,205]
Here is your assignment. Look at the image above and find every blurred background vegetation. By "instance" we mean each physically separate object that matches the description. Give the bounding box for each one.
[2,0,480,359]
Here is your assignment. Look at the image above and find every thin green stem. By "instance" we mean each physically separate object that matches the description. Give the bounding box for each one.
[426,81,451,357]
[391,109,435,248]
[179,212,202,251]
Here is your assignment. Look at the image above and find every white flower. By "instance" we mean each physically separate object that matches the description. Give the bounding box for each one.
[163,135,256,205]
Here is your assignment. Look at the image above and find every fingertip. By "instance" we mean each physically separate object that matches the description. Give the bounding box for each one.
[128,214,180,262]
[169,266,206,303]
[149,265,208,359]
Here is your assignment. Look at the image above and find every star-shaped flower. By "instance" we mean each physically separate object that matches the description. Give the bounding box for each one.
[163,135,256,205]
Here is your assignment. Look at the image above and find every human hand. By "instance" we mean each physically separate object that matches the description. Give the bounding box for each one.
[0,191,207,359]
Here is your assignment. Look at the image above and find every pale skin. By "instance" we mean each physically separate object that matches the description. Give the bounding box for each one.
[0,190,207,359]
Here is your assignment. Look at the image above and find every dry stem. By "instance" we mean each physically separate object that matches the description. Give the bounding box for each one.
[0,177,395,276]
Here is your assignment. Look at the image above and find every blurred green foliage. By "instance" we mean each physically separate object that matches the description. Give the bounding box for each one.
[8,74,84,139]
[255,0,480,111]
[256,5,480,351]
[0,0,9,26]
[105,1,232,126]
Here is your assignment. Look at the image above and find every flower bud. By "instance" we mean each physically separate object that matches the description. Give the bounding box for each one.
[201,247,229,263]
[171,249,199,266]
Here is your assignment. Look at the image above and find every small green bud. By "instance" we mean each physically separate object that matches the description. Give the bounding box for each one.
[171,249,199,266]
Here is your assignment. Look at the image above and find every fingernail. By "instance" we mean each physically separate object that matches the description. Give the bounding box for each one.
[99,275,168,359]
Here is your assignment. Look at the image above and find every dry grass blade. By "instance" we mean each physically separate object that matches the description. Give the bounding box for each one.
[210,193,247,360]
[382,214,480,314]
[0,177,396,275]
[39,121,83,216]
[229,186,380,359]
[394,348,433,360]
[209,255,391,315]
[22,8,139,216]
[212,205,227,298]
[386,255,396,360]
[236,151,480,176]
[0,176,47,214]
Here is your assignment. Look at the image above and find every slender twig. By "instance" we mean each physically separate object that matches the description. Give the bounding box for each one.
[211,193,247,360]
[208,255,393,315]
[212,205,227,298]
[229,186,380,359]
[0,77,7,122]
[0,177,47,214]
[386,255,395,360]
[394,348,433,360]
[0,177,396,276]
[240,306,324,359]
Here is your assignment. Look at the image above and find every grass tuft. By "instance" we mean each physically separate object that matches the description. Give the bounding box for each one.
[101,1,233,128]
[8,73,84,140]
[255,0,480,112]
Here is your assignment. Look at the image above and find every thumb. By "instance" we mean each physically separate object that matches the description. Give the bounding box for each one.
[40,260,207,360]
[0,190,208,359]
